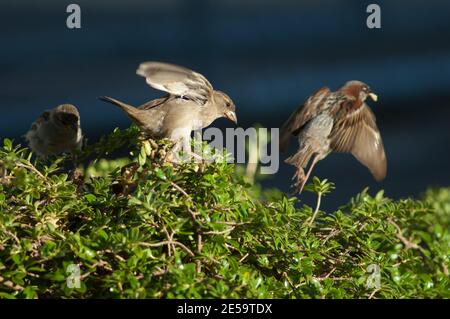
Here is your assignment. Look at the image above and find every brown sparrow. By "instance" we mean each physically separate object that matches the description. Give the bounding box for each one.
[25,104,83,159]
[99,62,237,157]
[280,80,387,193]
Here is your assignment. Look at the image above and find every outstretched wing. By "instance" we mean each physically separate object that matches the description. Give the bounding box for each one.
[137,95,172,110]
[330,103,387,181]
[280,87,330,152]
[136,62,213,105]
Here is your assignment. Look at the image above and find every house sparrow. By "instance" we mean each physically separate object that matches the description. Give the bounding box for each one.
[280,80,387,193]
[25,104,83,159]
[99,62,237,158]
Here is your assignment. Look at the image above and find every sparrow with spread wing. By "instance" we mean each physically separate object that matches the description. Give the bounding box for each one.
[99,62,237,157]
[280,80,387,193]
[25,104,83,159]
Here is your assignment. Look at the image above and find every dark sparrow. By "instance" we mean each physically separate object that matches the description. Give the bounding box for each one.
[280,80,387,193]
[25,104,83,159]
[99,62,237,158]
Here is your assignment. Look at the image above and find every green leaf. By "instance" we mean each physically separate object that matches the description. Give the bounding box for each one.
[84,194,97,203]
[3,138,12,151]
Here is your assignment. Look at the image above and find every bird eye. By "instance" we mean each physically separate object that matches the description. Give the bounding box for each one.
[226,102,231,107]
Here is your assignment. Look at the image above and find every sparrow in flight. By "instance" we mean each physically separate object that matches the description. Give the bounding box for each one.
[25,104,83,159]
[99,62,237,158]
[280,80,387,193]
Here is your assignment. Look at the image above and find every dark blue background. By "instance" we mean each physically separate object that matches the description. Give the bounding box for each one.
[1,0,449,209]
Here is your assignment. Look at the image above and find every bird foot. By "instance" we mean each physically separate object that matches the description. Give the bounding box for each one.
[291,168,306,194]
[292,167,305,181]
[166,150,205,164]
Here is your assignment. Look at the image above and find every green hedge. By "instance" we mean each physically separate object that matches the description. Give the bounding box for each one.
[0,128,448,298]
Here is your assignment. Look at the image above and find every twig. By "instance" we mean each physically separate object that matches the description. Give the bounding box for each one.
[203,227,235,235]
[162,225,174,257]
[224,243,239,252]
[214,221,250,226]
[152,267,168,277]
[388,218,427,254]
[239,253,249,263]
[0,277,24,291]
[368,288,381,299]
[16,162,49,185]
[442,263,449,276]
[282,272,298,295]
[315,276,351,282]
[170,181,190,198]
[170,181,198,220]
[309,191,322,226]
[3,229,20,244]
[324,267,336,278]
[196,233,203,273]
[139,241,195,257]
[323,229,341,244]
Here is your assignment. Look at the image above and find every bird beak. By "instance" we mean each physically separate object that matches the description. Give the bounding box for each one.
[368,92,378,102]
[224,110,237,124]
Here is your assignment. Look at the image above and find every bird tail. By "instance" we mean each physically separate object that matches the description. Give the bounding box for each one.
[285,145,315,193]
[285,145,314,169]
[98,96,145,124]
[99,96,136,113]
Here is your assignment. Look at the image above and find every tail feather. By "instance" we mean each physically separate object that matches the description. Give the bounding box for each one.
[99,96,146,126]
[285,145,315,194]
[285,145,314,169]
[99,96,135,113]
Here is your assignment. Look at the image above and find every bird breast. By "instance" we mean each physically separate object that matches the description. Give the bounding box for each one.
[298,113,334,158]
[302,113,334,137]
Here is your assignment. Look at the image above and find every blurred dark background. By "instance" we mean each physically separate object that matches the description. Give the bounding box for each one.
[1,0,449,209]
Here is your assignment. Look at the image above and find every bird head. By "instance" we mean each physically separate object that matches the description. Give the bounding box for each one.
[213,91,237,124]
[340,80,378,103]
[53,104,80,131]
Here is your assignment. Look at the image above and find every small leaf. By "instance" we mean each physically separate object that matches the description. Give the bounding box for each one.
[84,194,97,203]
[3,138,12,151]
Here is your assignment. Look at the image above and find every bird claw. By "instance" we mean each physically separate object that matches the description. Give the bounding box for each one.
[189,152,205,163]
[291,167,306,194]
[166,150,204,164]
[292,167,305,181]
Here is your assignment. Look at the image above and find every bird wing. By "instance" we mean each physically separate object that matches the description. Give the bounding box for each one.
[29,110,51,131]
[136,62,213,106]
[137,95,172,110]
[280,87,330,152]
[330,103,387,181]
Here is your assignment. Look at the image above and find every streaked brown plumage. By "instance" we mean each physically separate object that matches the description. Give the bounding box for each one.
[280,80,387,193]
[25,104,83,159]
[100,62,237,158]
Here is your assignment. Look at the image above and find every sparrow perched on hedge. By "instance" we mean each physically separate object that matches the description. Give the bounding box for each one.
[25,104,83,159]
[99,62,237,157]
[280,80,387,193]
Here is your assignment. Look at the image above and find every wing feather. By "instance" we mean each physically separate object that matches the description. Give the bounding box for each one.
[330,104,387,181]
[280,87,330,152]
[136,62,213,105]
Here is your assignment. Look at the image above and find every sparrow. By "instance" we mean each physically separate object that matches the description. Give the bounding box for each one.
[280,80,387,193]
[25,104,83,159]
[99,62,237,157]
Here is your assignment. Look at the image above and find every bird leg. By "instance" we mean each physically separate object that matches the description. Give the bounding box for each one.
[296,154,320,194]
[168,137,204,164]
